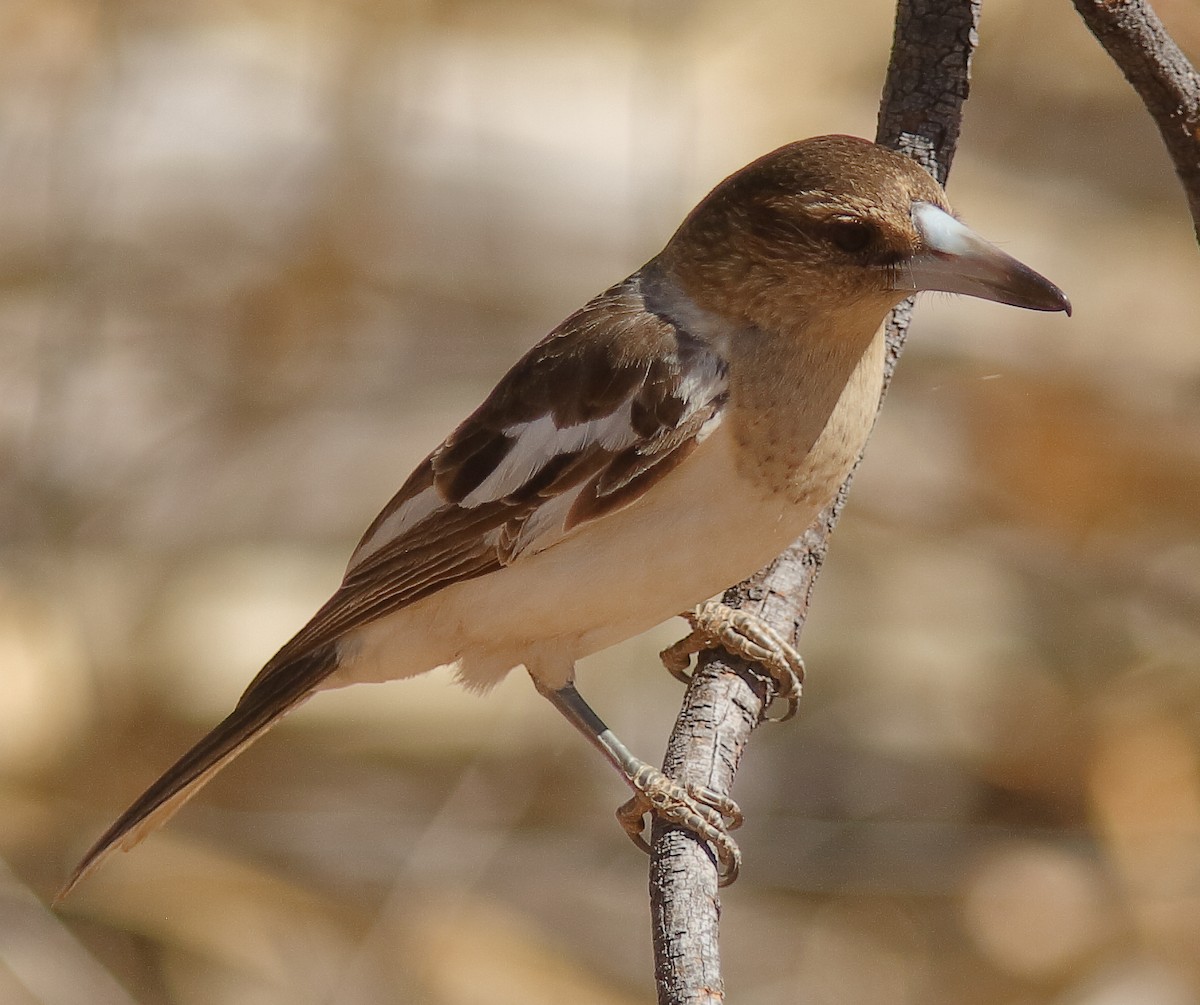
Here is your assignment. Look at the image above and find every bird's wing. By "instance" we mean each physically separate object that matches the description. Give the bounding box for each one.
[59,272,728,900]
[253,271,729,677]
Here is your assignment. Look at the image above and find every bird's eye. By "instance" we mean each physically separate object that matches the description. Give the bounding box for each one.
[826,221,874,254]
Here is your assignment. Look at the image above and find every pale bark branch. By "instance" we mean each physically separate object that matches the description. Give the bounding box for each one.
[1071,0,1200,246]
[648,2,982,1001]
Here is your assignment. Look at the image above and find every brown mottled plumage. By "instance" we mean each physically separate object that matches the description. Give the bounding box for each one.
[60,135,1069,901]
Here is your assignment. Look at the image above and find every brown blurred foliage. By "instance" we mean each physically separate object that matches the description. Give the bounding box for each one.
[1,0,1199,1003]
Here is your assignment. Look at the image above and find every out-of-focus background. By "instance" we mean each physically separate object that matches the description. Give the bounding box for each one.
[3,0,1199,1002]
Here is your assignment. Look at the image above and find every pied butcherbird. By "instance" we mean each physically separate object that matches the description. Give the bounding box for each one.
[60,135,1069,899]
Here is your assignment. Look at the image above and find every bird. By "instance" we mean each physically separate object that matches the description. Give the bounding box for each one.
[58,134,1070,900]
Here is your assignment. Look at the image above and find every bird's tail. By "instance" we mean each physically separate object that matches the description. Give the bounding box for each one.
[56,642,338,904]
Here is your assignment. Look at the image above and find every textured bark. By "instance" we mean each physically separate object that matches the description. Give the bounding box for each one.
[648,2,982,1002]
[1071,0,1200,246]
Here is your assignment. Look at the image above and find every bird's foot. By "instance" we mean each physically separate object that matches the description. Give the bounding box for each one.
[616,761,743,886]
[659,600,805,722]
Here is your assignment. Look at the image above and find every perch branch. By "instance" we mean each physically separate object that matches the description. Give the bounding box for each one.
[648,2,982,1002]
[1071,0,1200,246]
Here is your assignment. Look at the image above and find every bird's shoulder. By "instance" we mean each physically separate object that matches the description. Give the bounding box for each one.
[255,269,730,677]
[350,269,730,568]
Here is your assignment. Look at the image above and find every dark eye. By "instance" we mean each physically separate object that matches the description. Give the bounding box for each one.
[827,221,874,253]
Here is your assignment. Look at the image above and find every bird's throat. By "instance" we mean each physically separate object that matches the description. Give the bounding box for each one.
[728,316,887,504]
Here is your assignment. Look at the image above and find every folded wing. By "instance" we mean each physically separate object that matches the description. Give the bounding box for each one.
[60,270,729,899]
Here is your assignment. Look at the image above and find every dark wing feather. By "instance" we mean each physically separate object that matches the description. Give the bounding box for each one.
[61,270,729,898]
[254,270,728,677]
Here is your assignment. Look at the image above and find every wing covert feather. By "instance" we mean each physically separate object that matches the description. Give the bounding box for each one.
[233,272,728,712]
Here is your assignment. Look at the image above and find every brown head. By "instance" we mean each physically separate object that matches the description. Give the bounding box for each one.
[657,134,1069,333]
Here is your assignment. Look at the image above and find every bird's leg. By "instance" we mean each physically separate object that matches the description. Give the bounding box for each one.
[659,600,805,722]
[532,677,743,886]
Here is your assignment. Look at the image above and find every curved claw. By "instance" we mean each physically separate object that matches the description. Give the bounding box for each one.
[658,634,698,686]
[660,602,805,723]
[617,766,743,887]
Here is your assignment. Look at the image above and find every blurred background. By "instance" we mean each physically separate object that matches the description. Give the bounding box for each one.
[3,0,1200,1002]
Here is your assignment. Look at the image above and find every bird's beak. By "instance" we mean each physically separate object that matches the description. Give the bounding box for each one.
[892,201,1071,315]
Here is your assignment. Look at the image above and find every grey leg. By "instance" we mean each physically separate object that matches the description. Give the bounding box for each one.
[531,677,743,886]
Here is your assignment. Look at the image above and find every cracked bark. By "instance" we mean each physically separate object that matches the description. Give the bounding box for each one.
[650,0,1200,1000]
[1070,0,1200,246]
[648,2,982,1002]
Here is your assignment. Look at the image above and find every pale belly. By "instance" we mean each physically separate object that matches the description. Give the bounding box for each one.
[329,329,885,692]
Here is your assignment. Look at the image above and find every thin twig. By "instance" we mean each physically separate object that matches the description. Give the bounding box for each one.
[648,2,982,1001]
[1071,0,1200,246]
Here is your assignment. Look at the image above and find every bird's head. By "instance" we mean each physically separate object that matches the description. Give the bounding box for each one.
[658,134,1070,334]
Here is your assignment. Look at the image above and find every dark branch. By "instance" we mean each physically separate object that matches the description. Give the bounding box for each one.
[1071,0,1200,245]
[647,2,982,1002]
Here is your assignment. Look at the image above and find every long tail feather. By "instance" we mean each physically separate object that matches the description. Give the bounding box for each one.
[56,642,338,903]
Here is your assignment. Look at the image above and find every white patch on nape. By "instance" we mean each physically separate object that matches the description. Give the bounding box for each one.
[348,485,444,567]
[460,399,639,508]
[643,270,738,355]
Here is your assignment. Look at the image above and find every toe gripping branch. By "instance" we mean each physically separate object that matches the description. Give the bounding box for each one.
[538,679,747,886]
[539,599,805,888]
[617,763,744,886]
[622,599,807,885]
[659,600,806,722]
